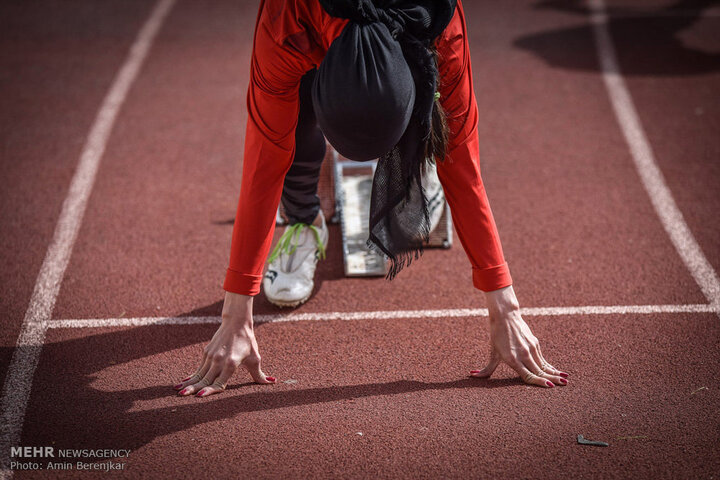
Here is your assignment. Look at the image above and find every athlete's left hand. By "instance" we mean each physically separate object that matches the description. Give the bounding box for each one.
[470,285,569,388]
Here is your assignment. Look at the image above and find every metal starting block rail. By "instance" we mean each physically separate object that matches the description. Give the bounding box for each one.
[277,146,453,277]
[333,155,387,276]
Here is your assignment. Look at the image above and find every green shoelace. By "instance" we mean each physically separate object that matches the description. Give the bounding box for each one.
[267,222,327,264]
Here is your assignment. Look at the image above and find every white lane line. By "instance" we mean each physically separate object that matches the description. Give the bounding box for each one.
[589,0,720,308]
[603,8,720,18]
[44,303,720,329]
[0,0,176,477]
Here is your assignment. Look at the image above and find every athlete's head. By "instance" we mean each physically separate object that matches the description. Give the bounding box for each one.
[312,0,455,163]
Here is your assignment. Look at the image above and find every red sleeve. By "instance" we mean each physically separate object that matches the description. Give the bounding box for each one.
[434,1,513,292]
[223,1,315,295]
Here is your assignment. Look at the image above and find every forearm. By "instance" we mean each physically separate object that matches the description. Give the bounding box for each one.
[223,16,306,295]
[223,114,295,295]
[437,135,512,291]
[435,0,512,293]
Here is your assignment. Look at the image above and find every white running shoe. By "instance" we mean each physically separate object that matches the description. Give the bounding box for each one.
[263,210,329,308]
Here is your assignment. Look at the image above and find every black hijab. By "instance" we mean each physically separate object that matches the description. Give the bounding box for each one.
[312,0,457,279]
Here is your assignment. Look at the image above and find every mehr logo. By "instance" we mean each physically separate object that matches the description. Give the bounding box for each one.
[11,447,54,458]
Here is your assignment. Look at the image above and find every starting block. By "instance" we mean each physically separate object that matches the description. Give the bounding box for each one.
[278,145,453,276]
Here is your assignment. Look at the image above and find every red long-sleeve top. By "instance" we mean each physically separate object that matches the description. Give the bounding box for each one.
[223,0,512,296]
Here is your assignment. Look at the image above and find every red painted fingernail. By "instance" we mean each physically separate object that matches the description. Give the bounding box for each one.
[182,376,191,382]
[546,381,554,387]
[470,370,481,374]
[179,388,189,395]
[559,378,567,385]
[559,372,569,378]
[174,383,183,389]
[266,377,276,382]
[197,389,206,396]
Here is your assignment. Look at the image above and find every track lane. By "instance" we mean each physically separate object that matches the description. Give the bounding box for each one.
[0,0,155,399]
[613,8,720,274]
[511,0,720,304]
[50,0,255,322]
[479,0,709,308]
[1,2,176,477]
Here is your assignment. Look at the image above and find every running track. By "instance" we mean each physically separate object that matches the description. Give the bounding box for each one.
[1,0,719,478]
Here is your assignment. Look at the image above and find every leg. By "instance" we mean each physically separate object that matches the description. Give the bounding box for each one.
[264,70,329,308]
[281,68,327,225]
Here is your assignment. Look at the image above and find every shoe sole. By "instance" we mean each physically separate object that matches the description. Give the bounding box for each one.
[266,291,312,308]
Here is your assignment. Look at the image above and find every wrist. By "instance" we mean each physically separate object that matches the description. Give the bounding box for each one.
[221,291,254,328]
[483,285,520,319]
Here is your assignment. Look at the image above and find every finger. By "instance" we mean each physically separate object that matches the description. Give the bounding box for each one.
[470,346,500,378]
[197,361,237,397]
[512,360,555,388]
[173,345,213,389]
[174,355,211,390]
[530,343,568,386]
[179,362,221,396]
[178,375,210,396]
[176,358,211,390]
[242,355,276,384]
[195,383,224,397]
[536,343,569,379]
[521,350,565,387]
[174,373,200,390]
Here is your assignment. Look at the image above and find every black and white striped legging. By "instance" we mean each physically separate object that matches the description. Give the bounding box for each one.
[281,68,326,225]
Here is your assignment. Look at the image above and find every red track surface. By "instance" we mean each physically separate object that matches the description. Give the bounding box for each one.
[1,0,718,478]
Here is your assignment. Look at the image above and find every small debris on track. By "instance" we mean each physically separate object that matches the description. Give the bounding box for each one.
[577,434,609,447]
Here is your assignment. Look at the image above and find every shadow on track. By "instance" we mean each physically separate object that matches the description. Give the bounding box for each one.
[9,324,519,453]
[514,0,720,76]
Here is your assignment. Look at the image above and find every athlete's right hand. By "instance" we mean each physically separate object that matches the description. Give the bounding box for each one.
[173,292,276,397]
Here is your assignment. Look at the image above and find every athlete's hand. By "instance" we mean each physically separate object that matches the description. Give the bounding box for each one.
[470,286,569,388]
[173,292,276,397]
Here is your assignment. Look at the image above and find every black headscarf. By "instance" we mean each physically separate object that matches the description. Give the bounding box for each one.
[313,0,457,279]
